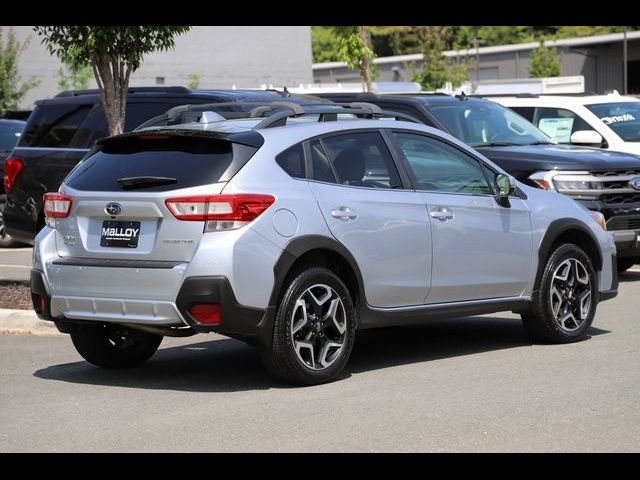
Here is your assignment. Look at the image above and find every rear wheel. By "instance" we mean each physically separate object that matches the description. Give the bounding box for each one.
[0,194,23,248]
[522,244,597,343]
[617,258,638,273]
[70,323,162,368]
[261,267,357,385]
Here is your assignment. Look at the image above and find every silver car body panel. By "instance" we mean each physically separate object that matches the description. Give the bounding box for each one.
[33,119,617,327]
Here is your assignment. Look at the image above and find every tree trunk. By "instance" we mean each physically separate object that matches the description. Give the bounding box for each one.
[358,26,373,93]
[92,55,129,136]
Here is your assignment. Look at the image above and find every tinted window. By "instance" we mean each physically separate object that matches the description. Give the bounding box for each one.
[65,135,255,192]
[276,144,305,178]
[20,104,93,148]
[0,122,24,152]
[532,107,592,144]
[392,132,491,195]
[321,132,402,189]
[427,100,550,147]
[310,140,337,183]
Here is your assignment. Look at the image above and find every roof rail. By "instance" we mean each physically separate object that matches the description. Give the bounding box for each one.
[55,86,191,97]
[134,101,419,131]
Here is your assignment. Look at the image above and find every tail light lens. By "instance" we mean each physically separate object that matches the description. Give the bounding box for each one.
[190,304,221,324]
[165,194,275,231]
[43,193,73,219]
[3,157,23,193]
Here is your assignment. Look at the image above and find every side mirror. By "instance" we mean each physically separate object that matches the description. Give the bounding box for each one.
[495,173,516,198]
[495,174,516,207]
[571,130,603,146]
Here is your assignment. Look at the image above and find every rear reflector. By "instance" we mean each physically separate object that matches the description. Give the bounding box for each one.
[190,304,221,324]
[43,193,73,218]
[165,194,275,230]
[3,157,23,193]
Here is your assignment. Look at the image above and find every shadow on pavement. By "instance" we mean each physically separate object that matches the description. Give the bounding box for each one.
[618,270,640,282]
[33,315,609,393]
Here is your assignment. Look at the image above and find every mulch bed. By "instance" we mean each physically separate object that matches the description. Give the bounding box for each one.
[0,281,33,310]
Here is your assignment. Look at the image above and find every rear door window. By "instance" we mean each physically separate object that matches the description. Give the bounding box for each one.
[64,134,257,192]
[319,132,402,189]
[19,103,93,148]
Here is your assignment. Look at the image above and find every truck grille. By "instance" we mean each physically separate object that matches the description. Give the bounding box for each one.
[554,170,640,204]
[607,215,640,231]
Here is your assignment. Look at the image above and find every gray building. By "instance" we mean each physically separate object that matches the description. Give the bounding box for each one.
[313,31,640,94]
[6,26,313,110]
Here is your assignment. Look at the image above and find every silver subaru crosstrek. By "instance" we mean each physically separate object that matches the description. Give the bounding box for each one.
[31,102,618,385]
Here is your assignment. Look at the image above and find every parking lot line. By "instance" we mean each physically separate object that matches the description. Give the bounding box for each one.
[0,264,30,269]
[0,248,33,253]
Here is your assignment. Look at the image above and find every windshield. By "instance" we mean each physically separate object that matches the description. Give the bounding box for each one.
[427,100,551,147]
[585,102,640,142]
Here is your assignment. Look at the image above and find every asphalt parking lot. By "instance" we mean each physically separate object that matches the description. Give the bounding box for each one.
[0,247,31,282]
[0,248,639,452]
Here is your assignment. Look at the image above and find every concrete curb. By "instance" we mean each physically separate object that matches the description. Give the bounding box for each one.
[0,308,63,335]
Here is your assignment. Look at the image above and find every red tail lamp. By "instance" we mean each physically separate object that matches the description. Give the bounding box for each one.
[190,304,221,324]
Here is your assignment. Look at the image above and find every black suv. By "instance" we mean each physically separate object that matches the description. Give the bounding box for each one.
[319,92,640,272]
[3,87,330,245]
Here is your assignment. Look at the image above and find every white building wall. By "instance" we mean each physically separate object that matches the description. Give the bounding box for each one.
[6,26,313,110]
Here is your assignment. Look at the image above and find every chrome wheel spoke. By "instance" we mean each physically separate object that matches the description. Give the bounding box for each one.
[291,299,309,336]
[578,290,592,320]
[319,340,343,368]
[295,340,316,369]
[323,298,346,335]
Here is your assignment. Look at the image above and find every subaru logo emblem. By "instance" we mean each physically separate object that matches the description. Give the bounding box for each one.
[105,202,122,216]
[630,178,640,191]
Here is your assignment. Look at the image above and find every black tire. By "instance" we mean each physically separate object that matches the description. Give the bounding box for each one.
[617,258,637,274]
[522,243,597,344]
[0,194,24,248]
[70,323,162,368]
[261,267,357,386]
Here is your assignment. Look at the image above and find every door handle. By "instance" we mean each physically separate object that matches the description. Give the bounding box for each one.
[331,207,357,221]
[429,208,454,221]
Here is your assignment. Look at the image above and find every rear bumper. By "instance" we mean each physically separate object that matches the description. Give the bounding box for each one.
[32,268,276,346]
[3,198,39,245]
[610,229,640,258]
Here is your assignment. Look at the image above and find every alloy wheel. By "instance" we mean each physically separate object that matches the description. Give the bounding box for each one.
[549,258,592,332]
[290,284,347,370]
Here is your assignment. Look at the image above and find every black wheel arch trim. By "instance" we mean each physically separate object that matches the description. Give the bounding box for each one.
[536,218,603,289]
[269,235,367,309]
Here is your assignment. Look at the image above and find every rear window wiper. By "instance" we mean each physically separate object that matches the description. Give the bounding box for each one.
[117,176,178,190]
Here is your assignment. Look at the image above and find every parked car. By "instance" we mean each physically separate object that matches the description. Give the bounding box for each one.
[31,102,617,385]
[488,92,640,154]
[317,92,640,273]
[0,118,26,247]
[3,86,332,246]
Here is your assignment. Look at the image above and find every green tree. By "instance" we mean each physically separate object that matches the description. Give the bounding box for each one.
[312,26,340,63]
[0,27,40,111]
[34,26,190,135]
[529,39,562,78]
[187,73,200,90]
[57,63,92,91]
[334,26,376,92]
[413,27,469,90]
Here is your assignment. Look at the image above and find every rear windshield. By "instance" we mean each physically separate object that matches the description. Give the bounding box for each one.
[64,135,257,192]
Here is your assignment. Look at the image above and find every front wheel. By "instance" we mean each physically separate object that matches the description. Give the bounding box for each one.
[261,267,357,385]
[70,323,162,368]
[522,243,597,343]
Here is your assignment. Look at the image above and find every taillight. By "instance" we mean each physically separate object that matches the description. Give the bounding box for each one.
[165,194,275,231]
[43,193,73,219]
[190,304,221,324]
[3,157,23,193]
